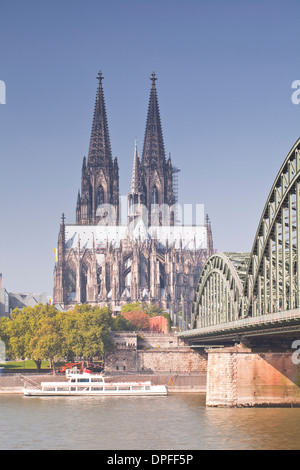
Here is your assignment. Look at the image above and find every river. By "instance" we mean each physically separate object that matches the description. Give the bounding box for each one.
[0,394,300,450]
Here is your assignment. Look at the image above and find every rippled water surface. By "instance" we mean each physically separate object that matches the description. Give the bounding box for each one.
[1,394,300,450]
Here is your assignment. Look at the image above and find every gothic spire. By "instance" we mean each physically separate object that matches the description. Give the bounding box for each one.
[142,72,166,168]
[130,138,142,194]
[88,70,113,168]
[206,214,214,256]
[58,213,66,259]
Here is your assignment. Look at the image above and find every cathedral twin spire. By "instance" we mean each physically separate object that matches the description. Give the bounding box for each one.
[55,70,213,309]
[88,71,113,168]
[76,70,175,226]
[142,71,166,169]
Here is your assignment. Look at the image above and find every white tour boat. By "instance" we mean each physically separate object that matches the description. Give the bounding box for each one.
[23,369,168,397]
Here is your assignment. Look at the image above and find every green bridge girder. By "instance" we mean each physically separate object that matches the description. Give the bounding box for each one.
[189,137,300,334]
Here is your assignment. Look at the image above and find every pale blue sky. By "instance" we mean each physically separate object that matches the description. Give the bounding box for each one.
[0,0,299,295]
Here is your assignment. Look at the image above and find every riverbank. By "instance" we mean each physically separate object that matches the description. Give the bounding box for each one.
[0,372,207,395]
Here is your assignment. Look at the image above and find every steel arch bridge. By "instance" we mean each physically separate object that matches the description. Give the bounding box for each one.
[190,138,300,336]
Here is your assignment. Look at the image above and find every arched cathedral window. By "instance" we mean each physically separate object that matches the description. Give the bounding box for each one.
[151,186,158,205]
[97,186,105,206]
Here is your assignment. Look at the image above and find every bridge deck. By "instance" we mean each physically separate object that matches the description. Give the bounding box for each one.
[179,309,300,343]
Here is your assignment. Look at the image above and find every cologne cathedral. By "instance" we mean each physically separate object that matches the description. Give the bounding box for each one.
[53,71,213,320]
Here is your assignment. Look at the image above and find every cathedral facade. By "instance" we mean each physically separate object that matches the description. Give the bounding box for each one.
[53,72,213,320]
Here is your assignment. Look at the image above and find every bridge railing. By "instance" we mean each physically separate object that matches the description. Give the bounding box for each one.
[180,308,300,337]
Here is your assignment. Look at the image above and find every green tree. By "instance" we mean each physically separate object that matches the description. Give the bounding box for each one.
[143,303,164,316]
[121,302,143,313]
[0,316,10,345]
[1,304,117,370]
[2,304,61,371]
[62,306,114,362]
[29,307,67,371]
[111,314,135,331]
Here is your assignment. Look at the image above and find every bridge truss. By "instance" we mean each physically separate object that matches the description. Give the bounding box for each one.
[192,138,300,329]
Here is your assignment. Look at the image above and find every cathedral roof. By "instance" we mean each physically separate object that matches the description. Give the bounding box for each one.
[64,224,207,251]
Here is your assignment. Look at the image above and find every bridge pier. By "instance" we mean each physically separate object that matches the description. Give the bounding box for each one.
[206,344,300,407]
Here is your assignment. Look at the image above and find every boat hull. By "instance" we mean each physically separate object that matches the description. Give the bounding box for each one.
[23,370,168,397]
[23,387,168,397]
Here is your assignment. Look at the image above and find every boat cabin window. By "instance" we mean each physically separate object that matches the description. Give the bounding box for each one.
[78,378,89,383]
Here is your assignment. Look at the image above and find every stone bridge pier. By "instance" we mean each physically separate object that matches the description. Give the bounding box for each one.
[206,344,300,407]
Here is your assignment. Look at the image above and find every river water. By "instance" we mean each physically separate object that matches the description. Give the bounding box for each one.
[0,394,300,450]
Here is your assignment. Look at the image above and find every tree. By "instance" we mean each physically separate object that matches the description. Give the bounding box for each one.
[0,304,115,371]
[0,316,10,362]
[121,302,143,313]
[121,310,149,331]
[0,316,10,346]
[120,302,171,332]
[29,308,66,372]
[111,314,135,331]
[62,305,114,362]
[143,303,164,316]
[1,304,61,372]
[75,306,114,360]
